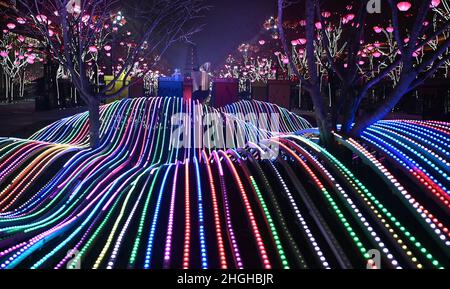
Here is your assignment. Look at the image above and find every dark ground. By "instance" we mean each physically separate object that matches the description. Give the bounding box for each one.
[0,100,86,139]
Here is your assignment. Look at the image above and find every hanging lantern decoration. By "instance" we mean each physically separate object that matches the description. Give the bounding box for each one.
[104,45,112,51]
[6,23,16,30]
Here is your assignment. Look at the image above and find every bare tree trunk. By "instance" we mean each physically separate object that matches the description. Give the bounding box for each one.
[88,97,101,148]
[311,88,334,147]
[349,74,415,136]
[340,89,360,135]
[304,0,334,147]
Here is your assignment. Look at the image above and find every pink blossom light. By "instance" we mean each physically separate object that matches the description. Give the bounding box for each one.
[431,0,441,8]
[7,23,16,30]
[346,14,355,21]
[397,1,412,12]
[82,15,90,23]
[88,46,98,53]
[36,14,49,24]
[373,52,382,58]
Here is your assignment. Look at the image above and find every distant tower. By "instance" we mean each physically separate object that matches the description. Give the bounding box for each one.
[184,43,199,77]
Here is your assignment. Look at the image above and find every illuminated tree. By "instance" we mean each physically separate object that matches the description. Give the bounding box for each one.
[12,0,206,148]
[219,53,276,92]
[0,28,40,102]
[278,0,450,144]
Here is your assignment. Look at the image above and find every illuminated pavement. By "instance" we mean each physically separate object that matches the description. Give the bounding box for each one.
[0,97,448,269]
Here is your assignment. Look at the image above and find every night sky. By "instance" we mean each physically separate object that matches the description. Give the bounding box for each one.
[165,0,276,71]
